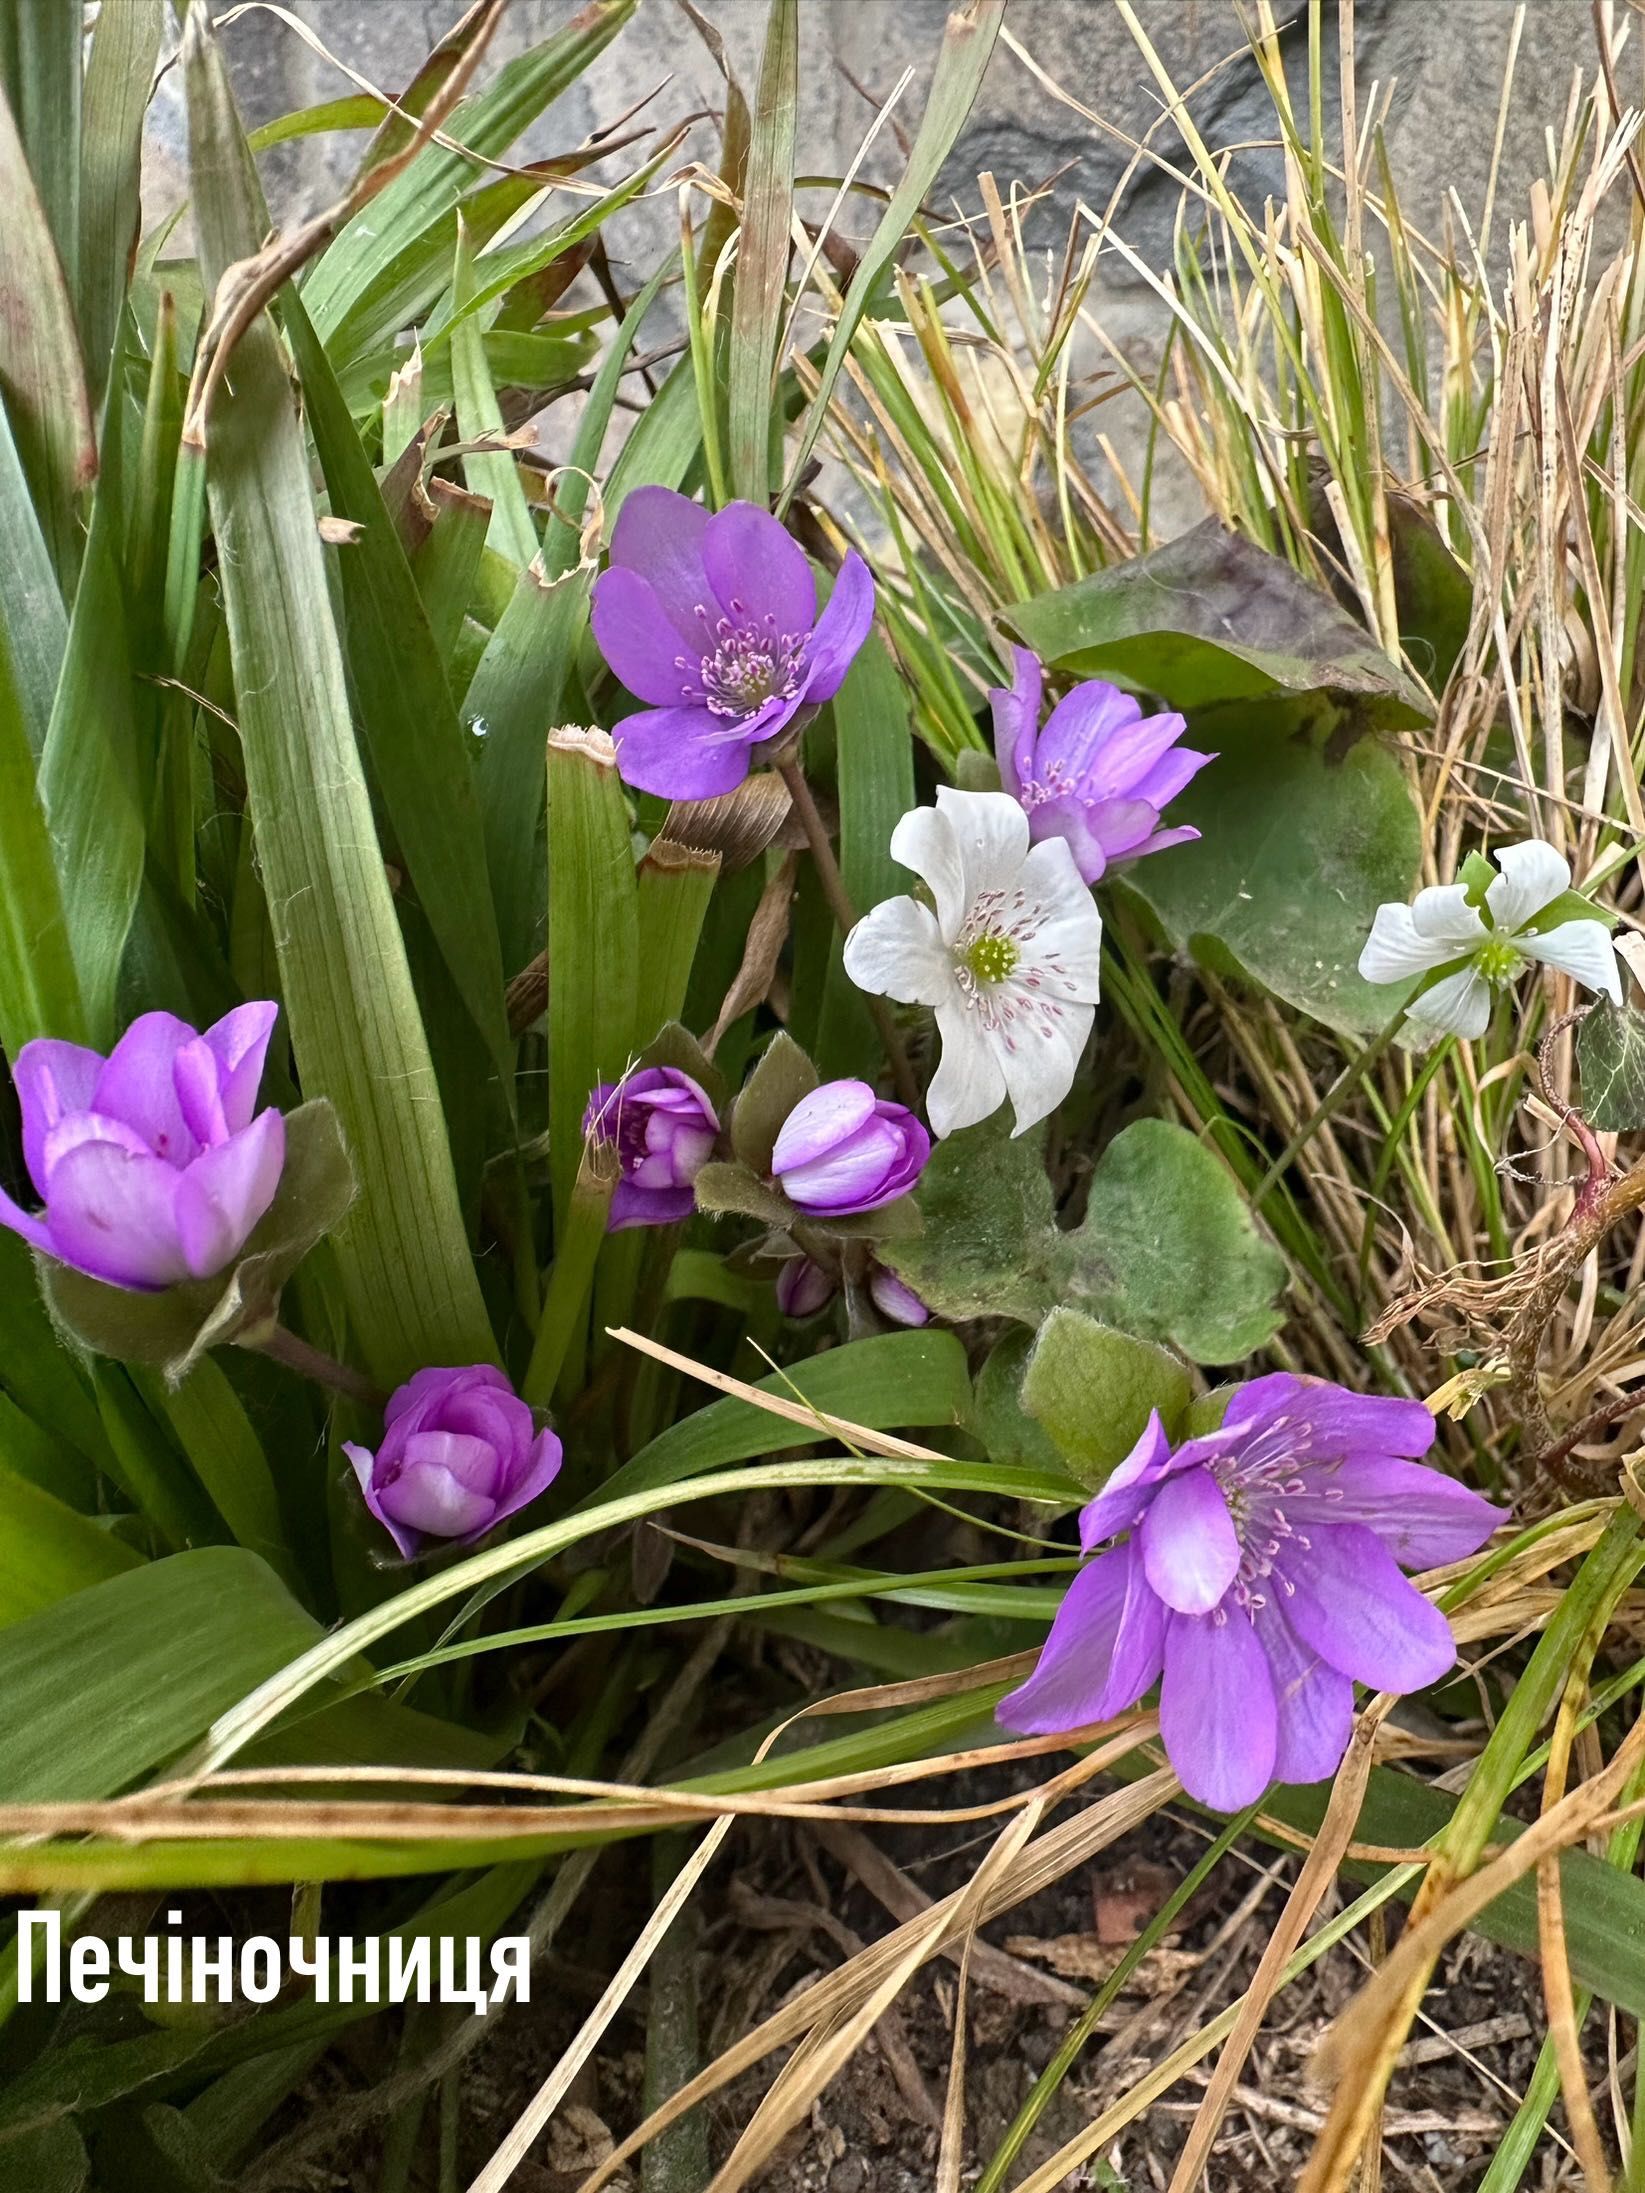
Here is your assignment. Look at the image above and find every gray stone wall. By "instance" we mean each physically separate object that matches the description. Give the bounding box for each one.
[142,0,1610,496]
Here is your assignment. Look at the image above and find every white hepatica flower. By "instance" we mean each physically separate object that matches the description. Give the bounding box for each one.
[842,786,1104,1138]
[1358,838,1621,1039]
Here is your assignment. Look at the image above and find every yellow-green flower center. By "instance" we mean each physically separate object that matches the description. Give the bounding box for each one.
[964,932,1020,985]
[1476,935,1523,983]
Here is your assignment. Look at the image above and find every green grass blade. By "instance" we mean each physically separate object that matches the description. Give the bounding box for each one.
[0,387,65,758]
[451,217,538,567]
[546,726,639,1228]
[814,624,914,1077]
[0,618,84,1053]
[137,1359,296,1591]
[0,70,95,578]
[77,0,163,404]
[778,0,1005,516]
[0,0,79,289]
[728,0,797,505]
[465,558,590,974]
[301,0,638,365]
[38,376,144,1045]
[283,288,515,1099]
[0,1469,143,1627]
[184,1,495,1385]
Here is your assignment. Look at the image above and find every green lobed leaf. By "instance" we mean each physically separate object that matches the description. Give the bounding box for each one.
[729,1029,818,1174]
[1008,517,1432,725]
[1577,1002,1645,1131]
[888,1117,1286,1361]
[40,1098,356,1383]
[1122,691,1424,1034]
[184,3,497,1385]
[1019,1307,1192,1489]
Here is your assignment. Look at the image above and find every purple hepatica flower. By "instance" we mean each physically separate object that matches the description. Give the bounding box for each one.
[990,647,1213,884]
[584,1066,719,1230]
[771,1080,929,1216]
[0,1005,285,1291]
[868,1264,929,1326]
[997,1373,1504,1813]
[591,486,875,799]
[344,1365,561,1561]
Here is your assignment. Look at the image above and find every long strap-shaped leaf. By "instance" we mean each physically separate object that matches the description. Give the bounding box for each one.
[281,287,515,1101]
[0,618,84,1057]
[38,372,144,1047]
[77,0,163,407]
[778,0,1005,517]
[0,75,95,580]
[300,0,638,367]
[183,2,495,1386]
[728,0,797,506]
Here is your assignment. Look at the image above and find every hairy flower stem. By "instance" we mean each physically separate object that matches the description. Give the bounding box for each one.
[240,1322,384,1407]
[777,760,923,1115]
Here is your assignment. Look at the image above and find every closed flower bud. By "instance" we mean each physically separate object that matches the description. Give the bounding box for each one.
[775,1254,837,1319]
[344,1365,561,1560]
[0,1005,286,1291]
[583,1067,719,1230]
[867,1264,930,1326]
[770,1080,929,1216]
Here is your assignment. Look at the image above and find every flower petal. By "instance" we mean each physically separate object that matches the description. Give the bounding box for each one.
[932,785,1032,907]
[609,1180,696,1229]
[927,1000,1007,1137]
[402,1429,500,1494]
[1486,838,1569,932]
[1160,1608,1276,1811]
[345,1440,421,1560]
[173,1038,230,1147]
[92,1012,199,1164]
[800,552,875,701]
[1231,1375,1436,1464]
[1027,796,1111,883]
[39,1139,193,1289]
[0,1181,55,1259]
[1358,903,1454,985]
[491,1427,564,1526]
[1278,1521,1458,1692]
[1129,744,1214,812]
[996,1542,1165,1734]
[1287,1454,1503,1570]
[1253,1597,1355,1786]
[1127,823,1201,862]
[592,567,700,704]
[1407,963,1491,1038]
[377,1462,496,1540]
[612,704,753,799]
[989,647,1042,802]
[1016,838,1105,997]
[608,485,712,646]
[842,895,953,1007]
[173,1110,286,1280]
[701,501,816,637]
[771,1081,878,1172]
[1078,1411,1182,1550]
[995,997,1093,1136]
[868,1265,929,1325]
[1517,919,1623,1004]
[885,800,970,937]
[1410,884,1487,953]
[203,1001,279,1134]
[11,1038,102,1198]
[1139,1466,1241,1614]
